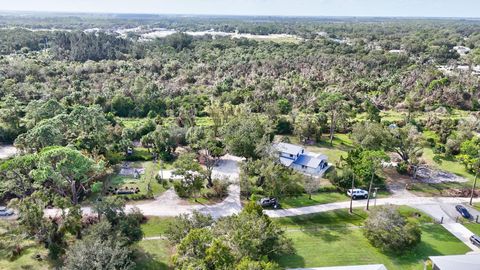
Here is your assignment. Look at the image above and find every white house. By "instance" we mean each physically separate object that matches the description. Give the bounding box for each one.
[273,142,330,176]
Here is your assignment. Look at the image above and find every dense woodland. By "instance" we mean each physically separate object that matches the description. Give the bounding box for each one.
[1,14,480,269]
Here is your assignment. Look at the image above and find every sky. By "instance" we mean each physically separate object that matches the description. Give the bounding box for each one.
[1,0,480,18]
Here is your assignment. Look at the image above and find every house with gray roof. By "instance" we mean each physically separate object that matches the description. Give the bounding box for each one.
[273,142,329,176]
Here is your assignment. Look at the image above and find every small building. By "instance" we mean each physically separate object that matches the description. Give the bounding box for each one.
[273,142,329,176]
[289,264,387,270]
[429,254,480,270]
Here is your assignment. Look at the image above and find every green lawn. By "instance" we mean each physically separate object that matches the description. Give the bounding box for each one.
[141,217,175,238]
[99,161,168,201]
[274,207,469,270]
[0,242,51,270]
[119,116,213,129]
[280,192,349,208]
[277,224,469,270]
[134,239,171,270]
[464,223,480,235]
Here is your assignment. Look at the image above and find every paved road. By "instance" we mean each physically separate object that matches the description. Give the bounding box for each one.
[263,197,480,218]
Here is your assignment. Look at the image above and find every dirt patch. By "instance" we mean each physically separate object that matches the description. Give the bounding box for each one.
[415,166,468,184]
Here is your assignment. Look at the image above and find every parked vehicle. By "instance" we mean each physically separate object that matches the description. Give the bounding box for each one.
[470,235,480,247]
[347,189,368,200]
[455,205,472,219]
[259,197,280,209]
[0,206,14,216]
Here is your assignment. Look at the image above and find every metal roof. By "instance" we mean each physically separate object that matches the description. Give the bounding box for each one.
[429,254,480,270]
[293,154,326,168]
[274,142,304,155]
[289,264,387,270]
[279,157,295,167]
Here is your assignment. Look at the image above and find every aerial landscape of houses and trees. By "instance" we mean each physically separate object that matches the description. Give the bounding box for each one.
[1,0,480,269]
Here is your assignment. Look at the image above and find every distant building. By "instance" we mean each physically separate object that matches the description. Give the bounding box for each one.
[429,254,480,270]
[289,264,387,270]
[453,45,471,56]
[273,142,329,176]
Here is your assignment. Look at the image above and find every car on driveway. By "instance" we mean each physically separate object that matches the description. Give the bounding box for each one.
[470,235,480,247]
[259,197,280,209]
[0,206,14,217]
[455,205,472,219]
[347,189,368,200]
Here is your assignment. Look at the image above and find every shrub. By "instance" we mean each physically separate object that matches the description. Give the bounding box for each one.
[363,206,421,253]
[396,162,408,175]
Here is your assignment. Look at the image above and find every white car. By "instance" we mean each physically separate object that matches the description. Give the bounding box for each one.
[0,206,14,216]
[347,189,369,200]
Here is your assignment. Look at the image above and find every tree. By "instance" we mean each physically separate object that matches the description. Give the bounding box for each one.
[363,206,421,253]
[241,158,304,198]
[389,124,423,166]
[222,115,268,159]
[187,127,226,187]
[365,100,381,123]
[458,138,480,205]
[172,153,206,200]
[294,113,326,143]
[31,146,104,205]
[169,202,291,269]
[14,122,63,152]
[304,176,320,199]
[63,220,135,270]
[0,154,37,200]
[166,211,214,244]
[235,258,281,270]
[0,95,23,131]
[351,121,391,150]
[318,92,349,146]
[172,228,213,269]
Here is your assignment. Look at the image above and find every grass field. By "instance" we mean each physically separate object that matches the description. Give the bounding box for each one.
[134,239,171,270]
[274,207,469,270]
[141,217,175,238]
[0,242,51,270]
[464,223,480,235]
[277,224,469,270]
[104,161,168,200]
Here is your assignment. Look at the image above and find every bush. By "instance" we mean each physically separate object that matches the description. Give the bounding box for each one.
[173,181,190,198]
[396,162,408,175]
[363,206,421,253]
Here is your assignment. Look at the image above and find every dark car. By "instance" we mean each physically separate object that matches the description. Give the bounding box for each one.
[470,235,480,247]
[455,205,472,219]
[259,197,280,209]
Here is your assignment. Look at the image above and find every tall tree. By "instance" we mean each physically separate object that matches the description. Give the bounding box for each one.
[318,92,349,146]
[31,147,104,205]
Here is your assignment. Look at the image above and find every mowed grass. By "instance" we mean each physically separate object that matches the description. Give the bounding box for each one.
[280,192,348,208]
[0,242,51,270]
[134,239,171,270]
[141,217,175,238]
[274,207,469,270]
[464,223,480,235]
[277,224,469,270]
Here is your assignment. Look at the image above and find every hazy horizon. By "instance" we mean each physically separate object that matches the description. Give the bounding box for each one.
[1,0,480,18]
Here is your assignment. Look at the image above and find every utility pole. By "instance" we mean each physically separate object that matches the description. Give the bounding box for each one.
[470,170,478,206]
[366,162,375,211]
[349,173,355,214]
[374,187,378,207]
